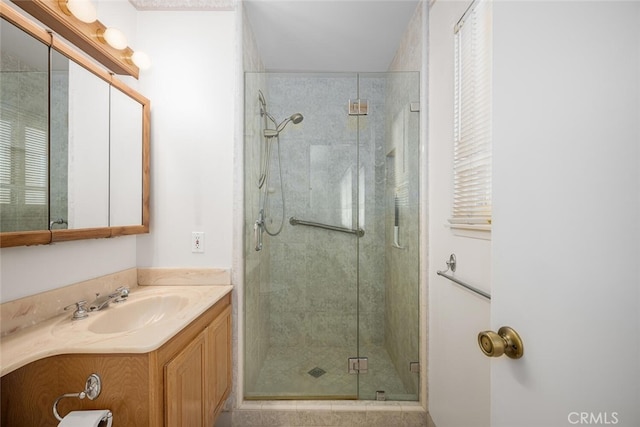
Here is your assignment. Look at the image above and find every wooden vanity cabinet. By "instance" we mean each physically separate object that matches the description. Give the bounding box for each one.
[164,302,231,426]
[0,294,232,427]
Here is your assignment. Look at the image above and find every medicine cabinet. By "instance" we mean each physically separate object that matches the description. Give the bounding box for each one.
[0,4,150,247]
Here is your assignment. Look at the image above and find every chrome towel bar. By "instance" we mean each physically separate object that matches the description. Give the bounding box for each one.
[437,254,491,300]
[289,217,365,237]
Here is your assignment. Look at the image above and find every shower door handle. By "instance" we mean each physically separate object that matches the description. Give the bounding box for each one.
[254,220,263,251]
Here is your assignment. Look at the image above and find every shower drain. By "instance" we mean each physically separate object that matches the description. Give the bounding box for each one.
[307,367,326,378]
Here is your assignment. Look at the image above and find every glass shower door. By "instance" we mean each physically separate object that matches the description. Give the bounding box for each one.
[243,72,420,401]
[356,73,420,401]
[244,73,361,399]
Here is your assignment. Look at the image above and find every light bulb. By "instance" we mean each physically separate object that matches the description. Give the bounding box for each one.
[62,0,97,23]
[99,27,128,50]
[131,51,151,70]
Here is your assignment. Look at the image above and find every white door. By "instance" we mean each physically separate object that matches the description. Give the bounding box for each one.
[491,2,640,427]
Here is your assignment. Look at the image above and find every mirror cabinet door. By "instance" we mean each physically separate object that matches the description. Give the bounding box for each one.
[51,52,111,229]
[0,17,49,233]
[109,86,143,227]
[68,59,111,229]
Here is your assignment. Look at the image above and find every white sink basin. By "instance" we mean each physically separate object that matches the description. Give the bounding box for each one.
[88,295,189,334]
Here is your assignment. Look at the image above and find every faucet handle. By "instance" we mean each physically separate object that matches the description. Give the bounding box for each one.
[114,286,130,302]
[64,300,89,320]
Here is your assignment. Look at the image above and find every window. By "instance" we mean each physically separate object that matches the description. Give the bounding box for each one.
[0,112,48,207]
[451,0,492,230]
[0,120,11,204]
[23,126,47,205]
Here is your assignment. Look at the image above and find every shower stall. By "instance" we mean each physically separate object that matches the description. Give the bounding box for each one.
[244,72,420,401]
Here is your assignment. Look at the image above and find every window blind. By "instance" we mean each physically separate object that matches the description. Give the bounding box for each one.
[0,120,12,204]
[0,114,48,207]
[24,126,47,205]
[451,0,492,228]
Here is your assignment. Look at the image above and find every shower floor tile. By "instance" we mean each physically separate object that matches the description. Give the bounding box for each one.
[246,344,414,400]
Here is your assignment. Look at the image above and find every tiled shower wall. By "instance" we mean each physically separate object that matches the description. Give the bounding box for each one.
[263,74,388,349]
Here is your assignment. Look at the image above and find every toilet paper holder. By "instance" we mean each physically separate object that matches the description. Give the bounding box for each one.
[53,373,109,422]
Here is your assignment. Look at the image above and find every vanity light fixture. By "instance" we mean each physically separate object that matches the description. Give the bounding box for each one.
[127,51,151,70]
[97,27,127,50]
[58,0,96,24]
[11,0,141,77]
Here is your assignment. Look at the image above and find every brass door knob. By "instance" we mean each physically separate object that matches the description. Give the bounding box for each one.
[478,326,524,359]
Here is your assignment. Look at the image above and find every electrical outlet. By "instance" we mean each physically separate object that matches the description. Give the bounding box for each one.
[192,231,204,253]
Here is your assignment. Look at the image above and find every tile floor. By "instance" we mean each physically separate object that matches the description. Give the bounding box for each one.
[246,344,417,401]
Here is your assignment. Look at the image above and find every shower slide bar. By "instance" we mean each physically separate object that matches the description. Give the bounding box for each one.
[437,254,491,300]
[289,217,365,237]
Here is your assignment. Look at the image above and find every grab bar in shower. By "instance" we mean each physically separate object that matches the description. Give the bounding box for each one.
[437,254,491,300]
[289,217,365,237]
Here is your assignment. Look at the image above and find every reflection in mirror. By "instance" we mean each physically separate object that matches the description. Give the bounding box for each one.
[49,48,68,229]
[110,86,142,226]
[51,50,110,229]
[0,17,49,232]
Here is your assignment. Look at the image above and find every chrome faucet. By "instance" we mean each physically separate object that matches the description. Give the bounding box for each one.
[64,300,89,320]
[89,286,129,311]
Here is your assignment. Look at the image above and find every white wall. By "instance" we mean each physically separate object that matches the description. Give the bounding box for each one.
[0,237,137,302]
[428,1,491,426]
[135,11,236,269]
[0,0,140,303]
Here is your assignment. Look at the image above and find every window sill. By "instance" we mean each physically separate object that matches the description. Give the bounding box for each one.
[447,223,492,240]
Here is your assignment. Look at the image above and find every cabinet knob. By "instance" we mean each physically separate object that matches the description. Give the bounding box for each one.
[478,326,523,359]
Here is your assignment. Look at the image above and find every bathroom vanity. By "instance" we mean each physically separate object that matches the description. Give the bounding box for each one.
[0,285,232,427]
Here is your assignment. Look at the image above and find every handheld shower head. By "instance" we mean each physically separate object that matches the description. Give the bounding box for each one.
[276,113,304,132]
[263,112,304,138]
[290,113,304,125]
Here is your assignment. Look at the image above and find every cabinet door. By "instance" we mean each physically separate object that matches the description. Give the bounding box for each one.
[165,330,206,427]
[207,305,232,423]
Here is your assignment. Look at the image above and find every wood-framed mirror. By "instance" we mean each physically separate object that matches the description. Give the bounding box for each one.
[0,3,150,247]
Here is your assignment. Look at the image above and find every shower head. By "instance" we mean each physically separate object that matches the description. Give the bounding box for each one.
[276,113,304,132]
[290,113,304,125]
[263,113,304,138]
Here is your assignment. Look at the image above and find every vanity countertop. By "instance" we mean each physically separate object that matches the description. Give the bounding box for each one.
[0,285,233,377]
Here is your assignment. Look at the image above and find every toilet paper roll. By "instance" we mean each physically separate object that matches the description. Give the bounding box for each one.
[57,410,112,427]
